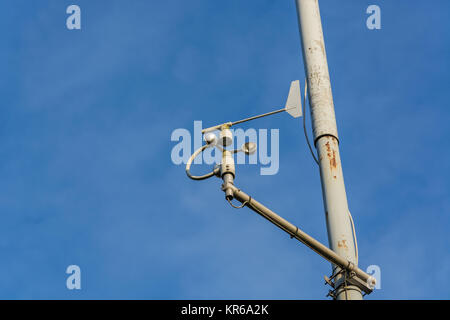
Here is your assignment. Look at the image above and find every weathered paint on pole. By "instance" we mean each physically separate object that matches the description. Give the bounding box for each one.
[294,0,363,299]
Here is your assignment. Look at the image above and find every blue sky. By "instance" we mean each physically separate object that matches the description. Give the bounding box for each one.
[0,0,449,299]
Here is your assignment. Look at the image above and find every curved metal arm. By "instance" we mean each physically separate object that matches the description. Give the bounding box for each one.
[186,145,219,180]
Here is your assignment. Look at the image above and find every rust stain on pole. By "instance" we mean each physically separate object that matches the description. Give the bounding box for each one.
[325,138,338,175]
[337,239,348,251]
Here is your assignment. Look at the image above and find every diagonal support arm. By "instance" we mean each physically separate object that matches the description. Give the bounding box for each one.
[222,182,375,294]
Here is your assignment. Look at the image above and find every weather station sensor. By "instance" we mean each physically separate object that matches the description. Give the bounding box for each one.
[183,0,382,301]
[200,80,302,137]
[185,78,376,298]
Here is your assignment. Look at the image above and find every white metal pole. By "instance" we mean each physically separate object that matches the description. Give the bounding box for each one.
[294,0,363,299]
